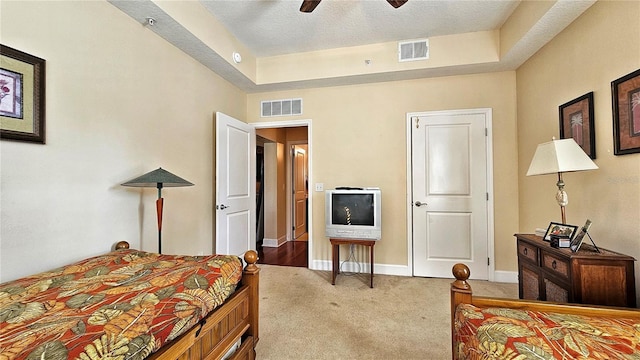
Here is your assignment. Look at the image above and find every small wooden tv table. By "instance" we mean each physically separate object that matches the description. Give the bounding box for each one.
[330,238,376,288]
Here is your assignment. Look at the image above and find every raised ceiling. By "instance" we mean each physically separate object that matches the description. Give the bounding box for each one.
[199,0,520,57]
[109,0,596,93]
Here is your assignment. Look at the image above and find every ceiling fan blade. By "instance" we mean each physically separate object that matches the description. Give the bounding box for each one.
[387,0,408,8]
[300,0,321,13]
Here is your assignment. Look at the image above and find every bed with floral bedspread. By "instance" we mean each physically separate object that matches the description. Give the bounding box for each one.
[0,248,243,359]
[454,302,640,359]
[451,263,640,360]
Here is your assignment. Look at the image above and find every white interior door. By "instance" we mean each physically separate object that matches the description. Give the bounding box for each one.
[215,112,256,256]
[292,145,307,239]
[411,109,490,279]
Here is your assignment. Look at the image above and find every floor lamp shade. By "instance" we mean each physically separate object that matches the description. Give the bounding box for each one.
[526,138,597,223]
[122,167,193,253]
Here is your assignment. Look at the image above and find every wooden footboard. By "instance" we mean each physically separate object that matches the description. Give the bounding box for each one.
[115,242,260,360]
[450,263,640,359]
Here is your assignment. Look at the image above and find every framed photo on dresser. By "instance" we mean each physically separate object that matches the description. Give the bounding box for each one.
[543,222,578,241]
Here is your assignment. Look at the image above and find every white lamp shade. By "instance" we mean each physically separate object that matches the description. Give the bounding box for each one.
[526,138,598,176]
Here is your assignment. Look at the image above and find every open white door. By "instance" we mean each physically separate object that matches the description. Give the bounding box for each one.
[215,112,256,255]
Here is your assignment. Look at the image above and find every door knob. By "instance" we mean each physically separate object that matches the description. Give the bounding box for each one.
[414,201,427,207]
[217,204,229,210]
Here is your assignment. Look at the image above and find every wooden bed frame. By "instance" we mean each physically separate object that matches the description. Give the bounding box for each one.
[115,241,260,360]
[450,263,640,359]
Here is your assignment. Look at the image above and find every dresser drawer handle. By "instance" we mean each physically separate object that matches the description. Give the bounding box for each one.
[524,248,528,256]
[552,260,557,269]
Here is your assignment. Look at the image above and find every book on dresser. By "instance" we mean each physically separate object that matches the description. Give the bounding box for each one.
[515,233,636,308]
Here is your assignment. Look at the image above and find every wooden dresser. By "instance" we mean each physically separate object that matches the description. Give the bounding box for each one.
[516,233,636,307]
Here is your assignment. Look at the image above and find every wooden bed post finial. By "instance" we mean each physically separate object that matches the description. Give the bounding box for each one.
[243,250,260,350]
[244,250,259,271]
[452,263,471,290]
[451,263,473,359]
[115,241,130,250]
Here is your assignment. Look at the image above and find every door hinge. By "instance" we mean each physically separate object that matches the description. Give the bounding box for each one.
[486,192,489,201]
[487,257,490,266]
[485,128,488,136]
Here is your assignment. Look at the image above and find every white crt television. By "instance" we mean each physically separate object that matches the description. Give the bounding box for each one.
[325,188,382,240]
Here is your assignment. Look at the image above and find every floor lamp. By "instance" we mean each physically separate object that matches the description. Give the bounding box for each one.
[526,138,598,224]
[122,167,193,253]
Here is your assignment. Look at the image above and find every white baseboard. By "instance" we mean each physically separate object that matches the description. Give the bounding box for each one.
[261,236,287,248]
[311,260,411,276]
[262,238,278,248]
[493,270,518,283]
[311,259,519,283]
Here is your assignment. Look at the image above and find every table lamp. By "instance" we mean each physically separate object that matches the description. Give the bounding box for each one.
[122,167,193,253]
[526,138,598,224]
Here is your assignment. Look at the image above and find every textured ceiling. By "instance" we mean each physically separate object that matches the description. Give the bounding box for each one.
[109,0,596,92]
[200,0,520,57]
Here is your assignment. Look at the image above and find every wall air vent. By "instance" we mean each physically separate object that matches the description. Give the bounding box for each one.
[398,39,429,62]
[261,98,303,117]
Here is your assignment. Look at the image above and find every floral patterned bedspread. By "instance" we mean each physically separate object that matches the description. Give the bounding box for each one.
[0,249,243,360]
[454,303,640,359]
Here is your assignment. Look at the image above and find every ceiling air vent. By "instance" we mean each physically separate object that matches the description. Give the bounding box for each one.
[398,39,429,62]
[261,98,303,117]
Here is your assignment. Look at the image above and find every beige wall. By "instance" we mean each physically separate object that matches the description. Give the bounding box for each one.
[248,0,639,276]
[276,142,287,240]
[286,127,309,142]
[3,0,636,282]
[248,71,519,272]
[262,142,288,245]
[258,30,499,84]
[263,143,277,242]
[256,128,286,143]
[517,1,640,284]
[0,1,246,282]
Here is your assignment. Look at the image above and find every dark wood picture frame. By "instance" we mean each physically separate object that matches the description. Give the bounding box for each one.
[612,68,640,155]
[0,45,45,144]
[559,92,595,159]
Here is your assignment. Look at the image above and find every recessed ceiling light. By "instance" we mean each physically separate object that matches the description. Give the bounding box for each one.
[233,52,242,64]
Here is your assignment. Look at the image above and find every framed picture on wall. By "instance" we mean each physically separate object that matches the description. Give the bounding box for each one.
[612,68,640,155]
[0,44,46,144]
[559,92,595,159]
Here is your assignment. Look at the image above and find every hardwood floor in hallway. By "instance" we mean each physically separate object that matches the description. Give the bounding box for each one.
[258,240,308,267]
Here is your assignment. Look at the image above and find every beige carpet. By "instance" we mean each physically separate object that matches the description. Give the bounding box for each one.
[255,264,518,359]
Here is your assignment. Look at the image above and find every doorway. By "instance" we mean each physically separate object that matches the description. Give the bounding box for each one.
[252,121,311,267]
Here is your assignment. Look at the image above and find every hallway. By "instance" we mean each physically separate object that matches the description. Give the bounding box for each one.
[255,125,310,269]
[258,240,308,268]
